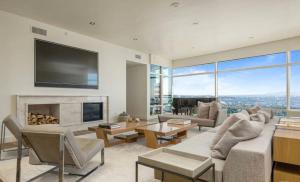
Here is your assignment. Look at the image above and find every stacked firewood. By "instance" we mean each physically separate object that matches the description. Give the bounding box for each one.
[27,113,59,125]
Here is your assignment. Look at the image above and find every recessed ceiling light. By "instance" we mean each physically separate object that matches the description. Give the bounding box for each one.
[89,21,96,26]
[193,22,199,25]
[133,38,138,41]
[170,2,180,7]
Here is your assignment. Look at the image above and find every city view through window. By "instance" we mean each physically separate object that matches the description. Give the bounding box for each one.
[173,51,300,116]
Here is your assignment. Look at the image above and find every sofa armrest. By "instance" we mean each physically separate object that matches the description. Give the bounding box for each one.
[216,108,227,126]
[223,128,274,182]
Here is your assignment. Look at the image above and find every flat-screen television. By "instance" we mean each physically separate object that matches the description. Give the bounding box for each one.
[35,39,98,89]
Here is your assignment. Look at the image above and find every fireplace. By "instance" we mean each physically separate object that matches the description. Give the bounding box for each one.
[83,102,103,122]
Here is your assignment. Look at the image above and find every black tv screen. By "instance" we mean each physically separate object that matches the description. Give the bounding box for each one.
[35,39,98,89]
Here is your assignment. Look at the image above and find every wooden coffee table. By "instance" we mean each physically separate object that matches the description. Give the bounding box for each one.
[88,121,152,147]
[135,122,198,149]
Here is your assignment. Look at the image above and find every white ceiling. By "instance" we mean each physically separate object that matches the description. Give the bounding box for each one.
[1,0,300,60]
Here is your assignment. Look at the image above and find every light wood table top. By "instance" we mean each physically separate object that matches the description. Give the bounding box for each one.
[88,121,152,135]
[88,121,156,147]
[274,129,300,139]
[136,122,198,136]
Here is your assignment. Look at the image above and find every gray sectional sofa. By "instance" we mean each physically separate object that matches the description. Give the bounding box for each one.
[156,116,278,182]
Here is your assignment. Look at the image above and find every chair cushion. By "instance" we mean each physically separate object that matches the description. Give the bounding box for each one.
[197,102,210,119]
[22,125,102,169]
[76,137,104,163]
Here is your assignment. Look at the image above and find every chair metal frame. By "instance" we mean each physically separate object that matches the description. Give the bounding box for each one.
[0,122,28,160]
[16,133,104,182]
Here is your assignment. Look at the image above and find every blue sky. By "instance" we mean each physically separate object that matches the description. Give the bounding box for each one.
[173,50,300,96]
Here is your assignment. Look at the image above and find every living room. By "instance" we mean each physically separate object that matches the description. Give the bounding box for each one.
[0,0,300,182]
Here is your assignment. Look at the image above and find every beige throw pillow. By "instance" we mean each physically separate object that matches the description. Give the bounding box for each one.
[261,108,273,119]
[198,102,210,119]
[209,101,219,121]
[250,113,266,123]
[246,105,261,115]
[211,120,264,159]
[210,113,247,149]
[258,110,271,123]
[240,110,250,120]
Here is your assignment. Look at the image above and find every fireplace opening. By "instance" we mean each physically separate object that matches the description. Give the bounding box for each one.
[27,104,60,125]
[83,102,103,122]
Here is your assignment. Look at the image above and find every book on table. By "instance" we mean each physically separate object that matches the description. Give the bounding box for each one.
[98,123,121,129]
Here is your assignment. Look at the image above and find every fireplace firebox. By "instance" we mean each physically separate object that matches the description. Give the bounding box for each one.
[83,102,103,122]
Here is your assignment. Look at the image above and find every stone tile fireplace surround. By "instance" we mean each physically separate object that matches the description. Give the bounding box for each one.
[17,95,108,131]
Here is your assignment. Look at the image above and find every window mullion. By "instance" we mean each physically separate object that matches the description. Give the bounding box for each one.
[287,51,291,110]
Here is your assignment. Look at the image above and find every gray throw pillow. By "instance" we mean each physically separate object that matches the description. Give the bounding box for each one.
[198,102,210,119]
[210,113,247,149]
[211,120,264,159]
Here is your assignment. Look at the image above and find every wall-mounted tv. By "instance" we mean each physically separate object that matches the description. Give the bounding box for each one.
[35,39,99,89]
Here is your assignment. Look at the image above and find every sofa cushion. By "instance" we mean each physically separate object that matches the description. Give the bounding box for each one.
[211,120,264,159]
[209,101,219,121]
[198,102,210,119]
[210,113,248,149]
[169,132,225,182]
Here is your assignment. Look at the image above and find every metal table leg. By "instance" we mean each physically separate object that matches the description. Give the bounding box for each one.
[136,162,139,182]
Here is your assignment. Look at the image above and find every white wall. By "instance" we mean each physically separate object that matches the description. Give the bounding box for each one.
[0,10,150,131]
[173,36,300,67]
[126,64,149,120]
[150,54,172,67]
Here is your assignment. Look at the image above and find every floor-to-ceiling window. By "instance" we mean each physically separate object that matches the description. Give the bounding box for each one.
[172,50,300,116]
[218,53,287,115]
[173,63,215,97]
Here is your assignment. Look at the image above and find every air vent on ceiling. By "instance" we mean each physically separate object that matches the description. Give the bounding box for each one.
[135,54,142,59]
[31,26,47,36]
